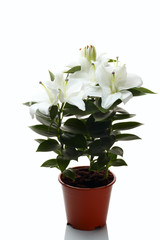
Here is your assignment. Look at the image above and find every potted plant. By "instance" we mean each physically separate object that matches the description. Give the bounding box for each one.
[24,45,154,230]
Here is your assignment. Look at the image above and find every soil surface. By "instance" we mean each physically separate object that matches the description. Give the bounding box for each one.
[61,166,114,188]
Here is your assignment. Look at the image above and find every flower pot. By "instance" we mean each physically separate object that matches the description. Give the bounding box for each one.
[58,166,116,231]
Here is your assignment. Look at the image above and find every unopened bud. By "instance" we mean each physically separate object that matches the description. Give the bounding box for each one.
[82,45,97,62]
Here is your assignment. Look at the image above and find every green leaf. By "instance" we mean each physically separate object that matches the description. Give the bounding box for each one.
[116,134,141,141]
[89,136,115,155]
[113,121,143,131]
[35,139,46,144]
[41,156,70,172]
[109,152,117,161]
[63,168,75,181]
[23,101,37,106]
[90,154,108,172]
[84,100,99,114]
[49,105,58,120]
[36,110,52,126]
[29,124,58,137]
[41,159,59,168]
[36,139,60,152]
[65,65,81,74]
[101,136,116,150]
[93,110,115,122]
[62,148,82,161]
[97,154,108,169]
[109,158,127,167]
[109,146,123,157]
[63,100,98,117]
[97,99,122,113]
[61,133,87,148]
[63,103,85,116]
[87,116,111,138]
[115,107,129,114]
[48,70,55,81]
[57,156,70,172]
[61,118,87,135]
[108,59,117,62]
[129,88,145,96]
[90,161,99,171]
[129,87,156,96]
[113,113,136,121]
[134,87,155,94]
[88,140,105,155]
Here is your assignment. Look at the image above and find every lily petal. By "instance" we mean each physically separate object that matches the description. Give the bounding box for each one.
[83,85,102,98]
[101,89,121,109]
[118,73,143,90]
[29,101,51,118]
[67,96,85,111]
[96,65,112,87]
[120,90,133,104]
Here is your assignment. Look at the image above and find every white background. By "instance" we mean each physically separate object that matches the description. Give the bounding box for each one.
[0,0,160,239]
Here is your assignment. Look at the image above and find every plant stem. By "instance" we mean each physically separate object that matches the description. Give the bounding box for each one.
[90,137,94,162]
[105,151,109,179]
[58,103,64,152]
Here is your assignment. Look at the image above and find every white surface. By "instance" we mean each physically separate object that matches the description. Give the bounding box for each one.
[0,0,160,239]
[65,225,109,240]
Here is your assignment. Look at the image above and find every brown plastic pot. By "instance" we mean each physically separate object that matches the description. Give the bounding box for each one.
[58,166,116,231]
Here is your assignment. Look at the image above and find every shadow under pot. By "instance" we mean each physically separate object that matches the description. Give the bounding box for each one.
[58,166,116,231]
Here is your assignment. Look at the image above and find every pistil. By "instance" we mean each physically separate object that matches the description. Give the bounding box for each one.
[116,56,119,67]
[111,72,118,93]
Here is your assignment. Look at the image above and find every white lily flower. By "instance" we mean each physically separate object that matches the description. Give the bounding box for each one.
[54,73,86,111]
[96,63,143,109]
[68,46,110,100]
[29,81,59,118]
[66,47,108,105]
[69,46,108,86]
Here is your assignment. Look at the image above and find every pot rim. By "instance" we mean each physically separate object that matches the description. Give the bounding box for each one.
[58,166,116,191]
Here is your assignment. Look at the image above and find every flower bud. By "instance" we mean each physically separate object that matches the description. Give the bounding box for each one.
[80,45,97,62]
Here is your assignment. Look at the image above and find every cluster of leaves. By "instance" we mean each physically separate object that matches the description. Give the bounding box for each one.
[27,86,154,181]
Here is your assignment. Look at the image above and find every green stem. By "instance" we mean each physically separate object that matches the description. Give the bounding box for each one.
[58,103,64,152]
[89,137,94,171]
[105,151,109,179]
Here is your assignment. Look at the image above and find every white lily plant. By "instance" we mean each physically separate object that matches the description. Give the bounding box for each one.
[25,45,154,180]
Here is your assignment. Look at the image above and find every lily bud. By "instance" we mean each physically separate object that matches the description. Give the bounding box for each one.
[90,45,97,62]
[80,45,97,62]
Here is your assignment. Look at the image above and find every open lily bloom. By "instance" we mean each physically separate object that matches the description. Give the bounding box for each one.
[69,45,108,87]
[54,73,86,111]
[29,71,86,117]
[96,63,143,109]
[29,81,59,118]
[69,64,97,87]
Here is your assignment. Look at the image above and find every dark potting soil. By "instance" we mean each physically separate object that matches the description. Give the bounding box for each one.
[61,167,114,188]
